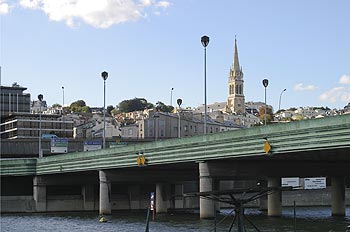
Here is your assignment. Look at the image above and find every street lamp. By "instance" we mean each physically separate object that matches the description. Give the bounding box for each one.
[38,94,43,158]
[177,98,182,138]
[278,88,286,112]
[262,79,269,125]
[62,86,65,137]
[101,71,108,149]
[201,35,209,134]
[62,86,65,114]
[170,87,174,106]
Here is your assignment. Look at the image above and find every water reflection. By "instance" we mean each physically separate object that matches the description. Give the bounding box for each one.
[1,207,349,232]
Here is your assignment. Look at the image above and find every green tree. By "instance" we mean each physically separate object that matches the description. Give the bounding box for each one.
[118,98,153,113]
[69,100,88,113]
[111,108,119,115]
[71,100,86,108]
[52,103,62,108]
[81,106,91,113]
[155,101,174,113]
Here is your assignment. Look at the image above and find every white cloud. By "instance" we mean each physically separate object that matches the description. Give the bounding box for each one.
[140,0,153,7]
[156,1,170,8]
[319,87,350,103]
[0,0,9,14]
[293,83,318,91]
[19,0,40,9]
[339,74,350,85]
[18,0,171,28]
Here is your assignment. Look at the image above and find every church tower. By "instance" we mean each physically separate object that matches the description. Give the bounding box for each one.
[227,37,245,114]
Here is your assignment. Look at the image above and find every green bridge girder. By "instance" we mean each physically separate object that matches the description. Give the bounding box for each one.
[1,114,350,177]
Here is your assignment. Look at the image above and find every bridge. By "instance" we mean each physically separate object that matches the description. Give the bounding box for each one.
[1,114,350,218]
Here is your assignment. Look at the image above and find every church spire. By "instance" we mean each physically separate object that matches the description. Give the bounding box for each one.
[232,35,240,72]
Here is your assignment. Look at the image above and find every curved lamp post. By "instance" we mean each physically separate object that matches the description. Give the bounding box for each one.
[262,79,269,125]
[177,98,182,138]
[278,88,286,112]
[38,94,43,158]
[101,71,108,149]
[201,35,209,134]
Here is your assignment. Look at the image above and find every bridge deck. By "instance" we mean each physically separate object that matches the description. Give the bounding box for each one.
[1,114,350,176]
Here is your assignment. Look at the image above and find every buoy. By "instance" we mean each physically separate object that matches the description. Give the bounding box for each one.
[99,216,108,223]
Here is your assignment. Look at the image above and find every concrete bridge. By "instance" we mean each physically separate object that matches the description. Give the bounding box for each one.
[1,114,350,218]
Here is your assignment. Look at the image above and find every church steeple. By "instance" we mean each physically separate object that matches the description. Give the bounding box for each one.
[227,36,245,114]
[232,36,240,73]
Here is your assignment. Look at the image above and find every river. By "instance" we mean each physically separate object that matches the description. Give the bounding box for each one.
[1,207,349,232]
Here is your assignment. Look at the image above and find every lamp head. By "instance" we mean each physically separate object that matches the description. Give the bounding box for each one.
[177,98,182,107]
[201,35,209,47]
[38,94,43,102]
[101,71,108,81]
[262,79,269,88]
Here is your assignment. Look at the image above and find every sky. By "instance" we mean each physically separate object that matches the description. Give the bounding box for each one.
[0,0,349,112]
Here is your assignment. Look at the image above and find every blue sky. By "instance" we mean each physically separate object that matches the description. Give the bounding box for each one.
[1,0,349,112]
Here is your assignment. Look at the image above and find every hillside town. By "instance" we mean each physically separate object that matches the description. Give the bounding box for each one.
[1,40,349,141]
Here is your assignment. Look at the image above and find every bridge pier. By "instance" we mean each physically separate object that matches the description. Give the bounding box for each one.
[267,177,281,217]
[156,183,170,213]
[199,162,215,219]
[331,176,345,216]
[33,176,47,212]
[99,170,111,215]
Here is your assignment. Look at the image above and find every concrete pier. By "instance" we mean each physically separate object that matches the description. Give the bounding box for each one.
[33,176,46,212]
[268,177,281,216]
[331,176,345,216]
[156,183,170,213]
[199,162,214,219]
[99,170,111,215]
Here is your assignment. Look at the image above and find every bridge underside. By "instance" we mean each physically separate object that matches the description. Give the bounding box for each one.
[17,146,349,185]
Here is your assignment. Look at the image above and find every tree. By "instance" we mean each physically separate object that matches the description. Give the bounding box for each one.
[111,108,119,115]
[118,98,153,113]
[70,100,86,108]
[52,103,62,108]
[155,101,174,113]
[69,100,88,113]
[81,106,91,113]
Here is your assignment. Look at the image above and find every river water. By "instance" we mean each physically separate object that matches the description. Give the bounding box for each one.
[1,207,349,232]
